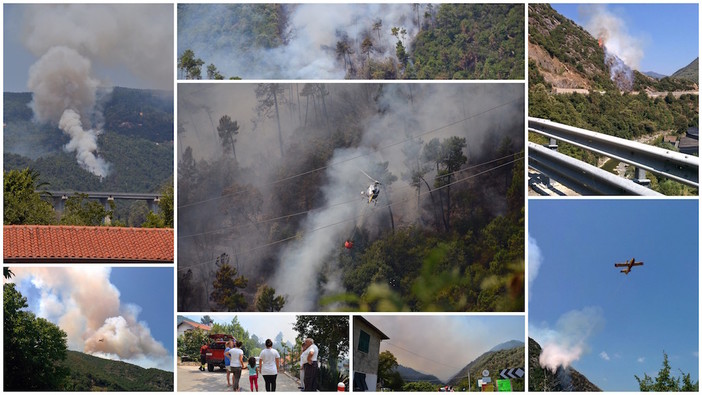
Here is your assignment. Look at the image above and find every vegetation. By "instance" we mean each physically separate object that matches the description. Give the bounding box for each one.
[378,351,404,390]
[210,253,249,311]
[635,352,698,392]
[4,168,56,225]
[60,351,173,391]
[293,315,349,391]
[4,283,70,391]
[254,284,286,312]
[4,88,173,225]
[177,327,209,362]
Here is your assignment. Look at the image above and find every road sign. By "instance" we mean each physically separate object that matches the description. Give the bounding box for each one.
[499,367,524,380]
[482,369,490,377]
[496,379,512,392]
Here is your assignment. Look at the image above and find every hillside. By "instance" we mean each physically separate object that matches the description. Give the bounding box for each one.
[671,58,699,84]
[528,337,601,392]
[4,87,173,223]
[394,365,442,385]
[447,341,525,391]
[528,4,696,93]
[60,350,173,391]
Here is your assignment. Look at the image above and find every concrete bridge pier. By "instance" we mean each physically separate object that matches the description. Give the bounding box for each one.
[99,197,115,225]
[51,194,68,221]
[148,197,161,214]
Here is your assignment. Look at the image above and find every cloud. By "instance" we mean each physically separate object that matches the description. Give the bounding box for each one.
[531,306,605,373]
[528,236,542,289]
[9,267,173,371]
[600,351,610,361]
[637,357,645,363]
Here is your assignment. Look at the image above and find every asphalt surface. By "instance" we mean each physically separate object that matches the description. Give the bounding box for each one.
[177,364,302,392]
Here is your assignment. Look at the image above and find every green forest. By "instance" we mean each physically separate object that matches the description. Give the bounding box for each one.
[3,87,175,226]
[177,83,524,313]
[178,3,524,80]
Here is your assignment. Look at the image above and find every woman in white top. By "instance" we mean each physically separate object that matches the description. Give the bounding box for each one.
[227,341,244,392]
[258,339,281,392]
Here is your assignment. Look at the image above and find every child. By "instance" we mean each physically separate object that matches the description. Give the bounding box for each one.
[247,356,259,392]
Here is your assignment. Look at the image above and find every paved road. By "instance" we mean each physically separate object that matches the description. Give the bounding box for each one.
[177,364,302,392]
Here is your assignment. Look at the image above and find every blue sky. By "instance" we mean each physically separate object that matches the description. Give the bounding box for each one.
[529,199,698,391]
[9,266,174,371]
[551,3,699,75]
[365,315,525,383]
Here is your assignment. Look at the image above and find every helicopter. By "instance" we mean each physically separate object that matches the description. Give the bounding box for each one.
[359,169,381,205]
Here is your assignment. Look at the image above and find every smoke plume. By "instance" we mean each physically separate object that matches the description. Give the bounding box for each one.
[532,306,605,373]
[580,5,643,91]
[9,267,172,370]
[17,4,173,177]
[27,46,110,177]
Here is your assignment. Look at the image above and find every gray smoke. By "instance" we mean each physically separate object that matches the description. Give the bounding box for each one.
[179,4,420,79]
[27,46,110,177]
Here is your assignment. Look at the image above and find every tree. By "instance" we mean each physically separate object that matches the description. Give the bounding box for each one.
[378,350,404,390]
[206,63,224,80]
[293,316,349,384]
[60,193,112,226]
[254,284,286,312]
[254,84,286,157]
[178,49,204,80]
[4,168,56,225]
[372,19,383,40]
[4,283,69,390]
[403,381,437,391]
[177,327,209,361]
[143,183,174,228]
[210,253,249,311]
[217,115,240,160]
[200,315,214,326]
[635,351,698,391]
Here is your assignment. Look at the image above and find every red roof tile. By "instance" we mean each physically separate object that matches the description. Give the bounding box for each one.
[4,225,174,263]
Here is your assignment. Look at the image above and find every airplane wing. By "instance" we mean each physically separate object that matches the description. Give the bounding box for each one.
[614,263,628,267]
[631,262,643,266]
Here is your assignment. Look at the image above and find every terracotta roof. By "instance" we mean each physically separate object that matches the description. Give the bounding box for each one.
[178,320,211,331]
[4,225,173,263]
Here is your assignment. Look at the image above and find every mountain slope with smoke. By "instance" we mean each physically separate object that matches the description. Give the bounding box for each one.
[6,4,173,178]
[528,4,696,93]
[9,267,173,371]
[529,337,602,392]
[178,3,523,79]
[177,83,524,312]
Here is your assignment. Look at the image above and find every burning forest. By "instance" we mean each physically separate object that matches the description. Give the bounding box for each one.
[177,83,525,312]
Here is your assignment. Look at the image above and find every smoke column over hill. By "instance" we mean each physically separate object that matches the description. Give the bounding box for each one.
[580,5,642,91]
[10,267,172,370]
[531,306,604,373]
[28,46,110,177]
[179,3,420,79]
[17,4,173,176]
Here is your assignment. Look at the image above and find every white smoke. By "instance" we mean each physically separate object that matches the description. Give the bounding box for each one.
[27,46,110,177]
[179,4,421,79]
[9,267,172,370]
[580,5,642,91]
[528,236,542,291]
[581,5,644,69]
[532,306,605,373]
[19,4,173,177]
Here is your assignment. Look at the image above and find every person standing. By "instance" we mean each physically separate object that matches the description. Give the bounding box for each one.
[199,341,209,371]
[247,356,260,392]
[259,339,281,392]
[302,338,319,392]
[299,341,309,390]
[224,340,233,388]
[229,341,245,392]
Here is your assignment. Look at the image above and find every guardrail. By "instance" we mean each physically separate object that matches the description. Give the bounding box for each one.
[529,118,699,193]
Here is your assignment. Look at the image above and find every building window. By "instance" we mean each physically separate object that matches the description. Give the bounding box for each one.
[358,330,370,353]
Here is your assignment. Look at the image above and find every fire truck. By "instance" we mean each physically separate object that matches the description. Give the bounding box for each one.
[206,333,234,372]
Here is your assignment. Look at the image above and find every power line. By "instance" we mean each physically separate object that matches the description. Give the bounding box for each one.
[177,96,522,210]
[177,154,522,272]
[178,153,518,240]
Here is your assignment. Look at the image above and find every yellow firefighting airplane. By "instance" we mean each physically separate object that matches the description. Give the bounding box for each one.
[614,258,643,275]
